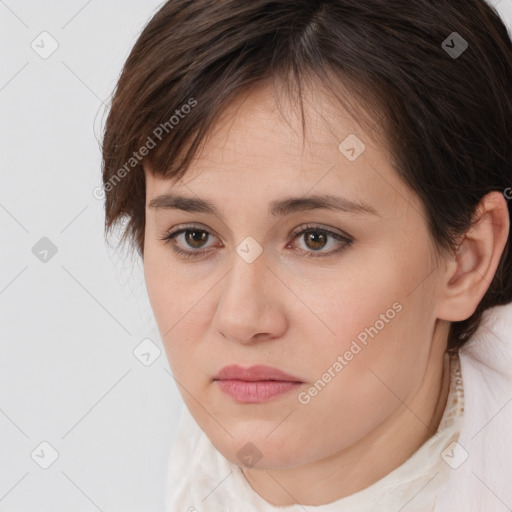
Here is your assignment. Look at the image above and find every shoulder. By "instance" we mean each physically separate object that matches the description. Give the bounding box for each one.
[460,302,512,382]
[436,302,512,511]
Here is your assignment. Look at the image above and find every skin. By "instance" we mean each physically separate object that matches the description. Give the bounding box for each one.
[142,77,509,506]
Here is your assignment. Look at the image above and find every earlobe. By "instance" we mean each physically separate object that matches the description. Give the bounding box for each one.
[437,191,510,322]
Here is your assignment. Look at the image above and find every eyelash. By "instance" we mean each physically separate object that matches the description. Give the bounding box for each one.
[158,223,353,261]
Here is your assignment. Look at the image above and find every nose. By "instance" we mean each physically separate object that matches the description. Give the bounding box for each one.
[212,249,288,345]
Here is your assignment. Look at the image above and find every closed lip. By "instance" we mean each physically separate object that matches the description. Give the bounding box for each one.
[214,364,303,382]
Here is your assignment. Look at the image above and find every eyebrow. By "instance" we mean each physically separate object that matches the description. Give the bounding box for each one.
[148,192,379,218]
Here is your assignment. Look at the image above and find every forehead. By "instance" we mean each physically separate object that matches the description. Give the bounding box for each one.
[149,83,363,172]
[193,78,380,162]
[143,79,419,221]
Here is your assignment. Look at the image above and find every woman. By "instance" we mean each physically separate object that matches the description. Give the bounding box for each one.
[101,1,512,510]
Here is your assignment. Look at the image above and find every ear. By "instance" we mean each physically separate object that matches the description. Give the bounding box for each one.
[437,191,510,322]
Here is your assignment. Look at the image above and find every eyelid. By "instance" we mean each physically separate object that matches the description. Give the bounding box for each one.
[288,223,352,242]
[158,223,222,255]
[159,222,353,259]
[286,223,353,258]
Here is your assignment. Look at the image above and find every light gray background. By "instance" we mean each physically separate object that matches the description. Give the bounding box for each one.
[1,1,511,511]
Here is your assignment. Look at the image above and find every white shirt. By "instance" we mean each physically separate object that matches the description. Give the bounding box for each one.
[164,302,512,511]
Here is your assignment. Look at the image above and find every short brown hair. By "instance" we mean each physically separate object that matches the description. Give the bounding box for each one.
[101,0,512,350]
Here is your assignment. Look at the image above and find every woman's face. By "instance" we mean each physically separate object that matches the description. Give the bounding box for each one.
[143,80,449,471]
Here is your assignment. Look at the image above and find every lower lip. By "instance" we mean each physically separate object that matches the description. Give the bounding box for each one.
[215,379,302,403]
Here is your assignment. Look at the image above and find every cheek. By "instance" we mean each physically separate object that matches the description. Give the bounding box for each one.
[298,260,403,351]
[290,306,430,460]
[299,245,434,388]
[144,248,185,349]
[144,242,195,320]
[144,249,172,323]
[143,246,214,373]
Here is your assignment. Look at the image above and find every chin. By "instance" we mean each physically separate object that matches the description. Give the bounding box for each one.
[209,431,307,470]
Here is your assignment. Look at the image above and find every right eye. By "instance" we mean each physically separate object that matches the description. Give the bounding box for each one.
[158,224,220,259]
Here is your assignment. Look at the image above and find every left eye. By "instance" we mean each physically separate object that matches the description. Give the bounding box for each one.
[289,226,352,257]
[158,223,353,260]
